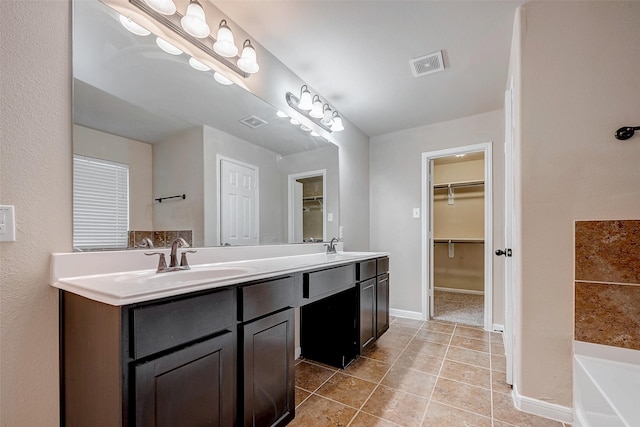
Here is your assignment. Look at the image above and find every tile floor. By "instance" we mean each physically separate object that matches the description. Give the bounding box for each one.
[291,317,570,427]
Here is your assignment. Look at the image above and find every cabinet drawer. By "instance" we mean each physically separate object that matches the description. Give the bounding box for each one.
[239,276,294,322]
[131,289,233,359]
[377,257,389,275]
[356,259,377,281]
[303,264,355,300]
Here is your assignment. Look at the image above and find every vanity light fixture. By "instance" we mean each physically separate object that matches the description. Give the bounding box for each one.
[285,86,344,133]
[189,57,210,71]
[119,15,151,36]
[290,118,301,126]
[300,125,312,132]
[156,37,182,55]
[181,0,210,38]
[214,72,233,85]
[129,0,259,79]
[276,110,288,118]
[144,0,176,16]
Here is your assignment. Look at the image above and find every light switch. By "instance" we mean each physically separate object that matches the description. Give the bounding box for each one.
[412,208,420,219]
[339,226,344,239]
[327,213,333,222]
[0,205,16,241]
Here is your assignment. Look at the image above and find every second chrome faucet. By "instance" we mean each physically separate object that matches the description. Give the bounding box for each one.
[146,237,197,273]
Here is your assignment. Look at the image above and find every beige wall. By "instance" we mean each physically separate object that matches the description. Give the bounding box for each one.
[74,125,153,231]
[0,1,71,425]
[370,110,505,322]
[511,1,640,407]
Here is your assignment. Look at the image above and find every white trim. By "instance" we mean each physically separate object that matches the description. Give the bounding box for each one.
[421,142,493,330]
[389,308,423,321]
[434,286,484,295]
[512,384,573,424]
[217,155,260,246]
[295,346,302,360]
[287,169,327,244]
[492,324,504,333]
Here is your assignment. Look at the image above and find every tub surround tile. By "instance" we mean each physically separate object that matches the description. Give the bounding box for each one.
[574,281,640,350]
[575,220,640,284]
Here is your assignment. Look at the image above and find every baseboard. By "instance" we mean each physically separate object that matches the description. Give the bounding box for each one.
[512,384,573,424]
[295,347,301,360]
[492,324,504,332]
[434,286,484,296]
[389,308,424,321]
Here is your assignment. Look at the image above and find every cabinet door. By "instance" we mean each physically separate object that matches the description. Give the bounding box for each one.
[134,332,234,427]
[241,309,295,427]
[359,278,376,353]
[376,273,390,338]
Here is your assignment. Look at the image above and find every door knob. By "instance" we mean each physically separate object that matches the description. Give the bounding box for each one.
[495,249,512,257]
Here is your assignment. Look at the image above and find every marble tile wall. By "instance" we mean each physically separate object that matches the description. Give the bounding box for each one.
[575,220,640,350]
[128,230,193,249]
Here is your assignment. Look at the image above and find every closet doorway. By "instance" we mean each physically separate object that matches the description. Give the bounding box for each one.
[421,143,493,329]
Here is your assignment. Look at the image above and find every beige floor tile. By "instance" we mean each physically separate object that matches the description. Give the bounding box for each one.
[361,385,428,427]
[422,320,456,334]
[492,354,507,373]
[389,324,421,337]
[490,331,504,342]
[393,318,425,329]
[439,359,491,389]
[295,387,311,407]
[414,329,452,345]
[349,411,402,427]
[445,346,491,368]
[493,421,518,427]
[343,356,391,383]
[363,342,405,364]
[295,361,336,391]
[491,341,506,356]
[405,338,448,358]
[288,394,357,427]
[422,401,492,427]
[451,335,491,353]
[491,371,513,395]
[492,392,563,427]
[454,326,491,341]
[376,332,413,348]
[394,350,443,376]
[431,377,492,418]
[381,365,437,397]
[315,373,377,409]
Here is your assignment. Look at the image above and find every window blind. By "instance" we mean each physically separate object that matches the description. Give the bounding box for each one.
[73,155,129,250]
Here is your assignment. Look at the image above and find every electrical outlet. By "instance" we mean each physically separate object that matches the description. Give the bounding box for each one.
[412,208,420,219]
[0,205,16,242]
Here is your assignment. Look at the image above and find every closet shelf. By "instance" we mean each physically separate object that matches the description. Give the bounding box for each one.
[434,238,484,243]
[433,180,484,189]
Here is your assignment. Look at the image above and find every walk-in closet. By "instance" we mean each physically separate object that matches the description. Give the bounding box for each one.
[432,152,485,326]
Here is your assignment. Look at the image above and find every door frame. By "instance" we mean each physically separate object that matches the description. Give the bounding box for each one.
[421,142,493,330]
[287,169,327,243]
[217,155,260,246]
[504,84,515,384]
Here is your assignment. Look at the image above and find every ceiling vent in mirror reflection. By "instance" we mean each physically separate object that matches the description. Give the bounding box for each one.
[240,115,268,129]
[410,50,445,77]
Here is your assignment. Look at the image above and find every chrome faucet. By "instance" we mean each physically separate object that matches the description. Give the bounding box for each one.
[325,237,339,254]
[169,237,189,268]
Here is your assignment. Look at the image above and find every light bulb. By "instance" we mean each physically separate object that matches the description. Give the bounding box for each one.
[309,96,323,118]
[181,0,210,38]
[311,131,320,137]
[119,15,150,36]
[320,105,333,126]
[290,118,300,125]
[237,40,259,73]
[330,113,344,132]
[298,86,313,111]
[301,125,312,132]
[144,0,176,15]
[156,37,182,55]
[189,57,210,71]
[214,72,233,85]
[213,20,238,57]
[276,111,288,118]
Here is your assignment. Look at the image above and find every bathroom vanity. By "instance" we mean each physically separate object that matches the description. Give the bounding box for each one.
[54,251,389,427]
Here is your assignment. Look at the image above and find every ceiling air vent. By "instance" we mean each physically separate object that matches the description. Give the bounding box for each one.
[240,115,268,129]
[410,50,445,77]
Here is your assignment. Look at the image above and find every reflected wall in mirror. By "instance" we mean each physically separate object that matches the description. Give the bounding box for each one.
[72,0,339,250]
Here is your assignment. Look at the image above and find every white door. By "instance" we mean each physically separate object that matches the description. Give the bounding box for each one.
[502,88,515,385]
[292,181,303,243]
[220,158,258,246]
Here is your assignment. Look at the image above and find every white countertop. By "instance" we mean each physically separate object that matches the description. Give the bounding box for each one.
[52,251,388,306]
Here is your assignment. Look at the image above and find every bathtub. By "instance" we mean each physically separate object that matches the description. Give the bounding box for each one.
[573,341,640,427]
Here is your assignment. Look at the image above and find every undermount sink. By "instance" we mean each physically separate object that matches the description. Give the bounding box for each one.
[146,266,257,284]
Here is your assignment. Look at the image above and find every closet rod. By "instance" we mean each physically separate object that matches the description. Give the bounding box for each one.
[433,240,484,244]
[433,181,484,190]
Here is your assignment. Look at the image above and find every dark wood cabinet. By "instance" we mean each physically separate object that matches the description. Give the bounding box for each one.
[240,309,295,427]
[135,332,234,427]
[359,278,376,352]
[376,273,390,338]
[356,257,390,350]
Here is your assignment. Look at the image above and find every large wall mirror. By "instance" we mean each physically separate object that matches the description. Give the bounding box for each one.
[72,0,339,251]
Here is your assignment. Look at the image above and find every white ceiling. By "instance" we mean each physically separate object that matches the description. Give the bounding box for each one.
[216,1,523,137]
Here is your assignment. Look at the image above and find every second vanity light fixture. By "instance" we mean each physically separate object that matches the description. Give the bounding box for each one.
[285,85,344,133]
[124,0,259,78]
